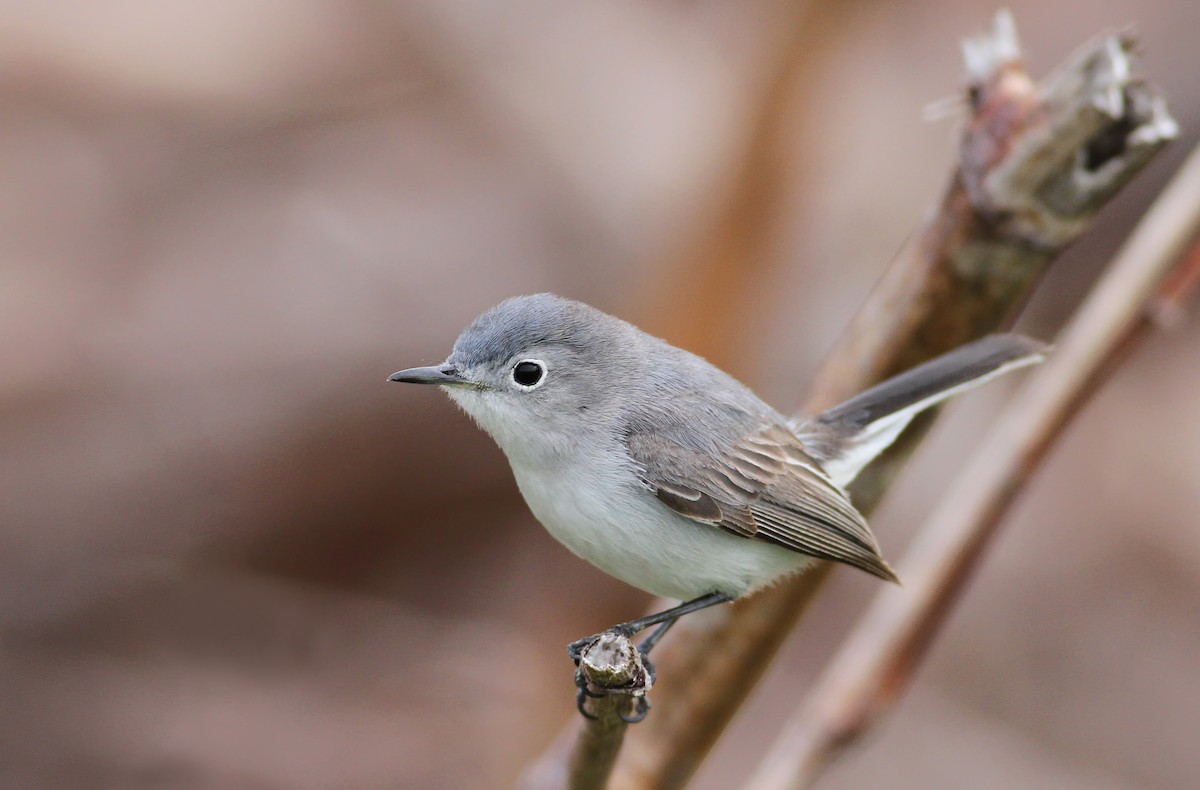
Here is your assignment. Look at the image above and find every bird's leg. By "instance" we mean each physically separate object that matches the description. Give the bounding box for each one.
[636,618,677,657]
[568,592,732,721]
[567,592,731,661]
[619,695,651,724]
[567,592,733,664]
[568,592,732,720]
[575,666,605,720]
[617,592,733,639]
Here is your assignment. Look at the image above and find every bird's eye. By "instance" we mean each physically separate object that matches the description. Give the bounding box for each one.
[512,359,545,388]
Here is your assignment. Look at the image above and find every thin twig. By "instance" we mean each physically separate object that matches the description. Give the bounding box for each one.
[742,139,1200,790]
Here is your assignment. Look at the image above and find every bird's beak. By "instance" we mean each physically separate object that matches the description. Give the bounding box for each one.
[387,363,472,387]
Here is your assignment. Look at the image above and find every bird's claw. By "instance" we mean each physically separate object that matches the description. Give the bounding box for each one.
[567,635,594,664]
[619,696,650,724]
[575,670,650,724]
[568,627,634,664]
[639,654,657,686]
[574,664,607,719]
[576,686,600,719]
[568,630,655,723]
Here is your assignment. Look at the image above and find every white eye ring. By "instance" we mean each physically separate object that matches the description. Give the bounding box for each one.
[511,358,547,390]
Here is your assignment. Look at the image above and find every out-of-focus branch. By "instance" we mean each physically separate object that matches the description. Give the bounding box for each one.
[521,13,1175,790]
[743,139,1200,790]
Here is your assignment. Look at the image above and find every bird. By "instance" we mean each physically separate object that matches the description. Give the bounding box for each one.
[389,293,1045,716]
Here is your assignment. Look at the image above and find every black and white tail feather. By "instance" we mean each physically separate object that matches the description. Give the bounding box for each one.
[795,334,1049,490]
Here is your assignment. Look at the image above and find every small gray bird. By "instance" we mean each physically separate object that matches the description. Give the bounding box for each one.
[390,294,1044,711]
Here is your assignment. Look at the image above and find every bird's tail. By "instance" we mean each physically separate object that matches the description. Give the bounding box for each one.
[792,334,1048,488]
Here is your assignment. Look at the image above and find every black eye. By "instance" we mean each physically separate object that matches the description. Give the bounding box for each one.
[512,360,545,387]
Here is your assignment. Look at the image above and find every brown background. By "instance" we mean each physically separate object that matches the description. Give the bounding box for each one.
[1,2,1197,788]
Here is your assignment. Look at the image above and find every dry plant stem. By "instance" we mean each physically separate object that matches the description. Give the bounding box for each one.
[570,636,647,790]
[743,140,1200,790]
[521,14,1174,790]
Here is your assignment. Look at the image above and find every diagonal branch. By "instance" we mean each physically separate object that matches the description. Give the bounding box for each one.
[519,13,1175,790]
[742,138,1200,790]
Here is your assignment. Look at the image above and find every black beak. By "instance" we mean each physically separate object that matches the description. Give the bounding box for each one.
[387,364,470,387]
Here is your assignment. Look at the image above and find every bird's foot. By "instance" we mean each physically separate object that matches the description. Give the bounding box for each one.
[566,634,595,665]
[567,626,634,664]
[619,695,650,724]
[574,665,608,719]
[567,629,654,723]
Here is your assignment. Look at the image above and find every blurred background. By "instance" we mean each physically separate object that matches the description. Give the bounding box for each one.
[1,2,1197,788]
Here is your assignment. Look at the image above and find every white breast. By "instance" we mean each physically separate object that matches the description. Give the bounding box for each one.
[507,450,810,601]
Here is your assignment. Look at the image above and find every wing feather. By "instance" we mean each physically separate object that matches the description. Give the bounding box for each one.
[626,423,897,582]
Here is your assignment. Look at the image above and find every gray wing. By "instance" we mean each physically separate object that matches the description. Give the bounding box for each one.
[625,422,897,582]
